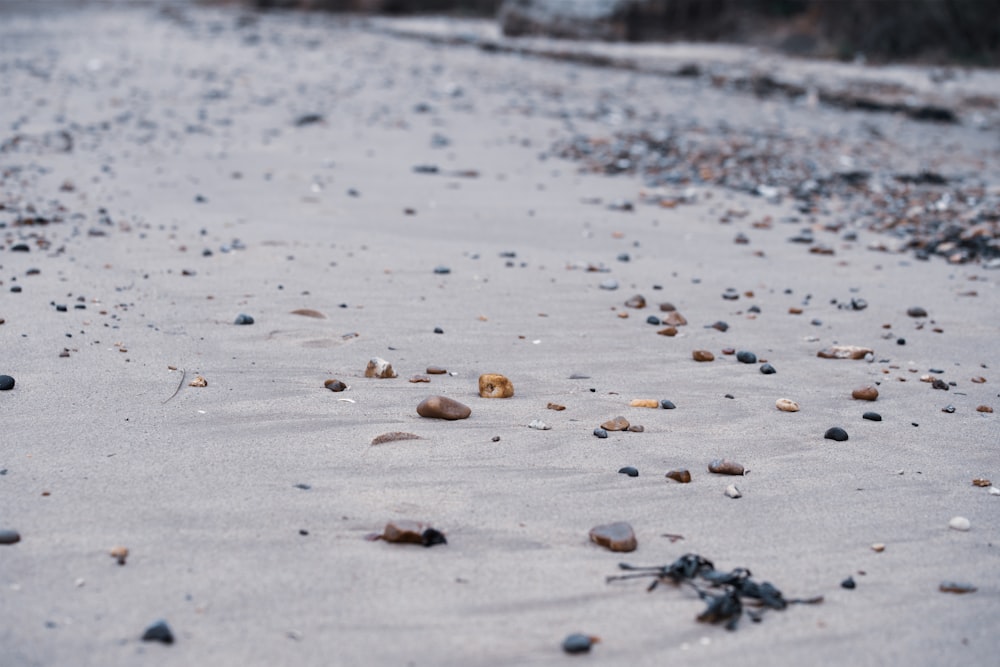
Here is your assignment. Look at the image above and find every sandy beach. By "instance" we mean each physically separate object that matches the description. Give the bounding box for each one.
[1,2,998,665]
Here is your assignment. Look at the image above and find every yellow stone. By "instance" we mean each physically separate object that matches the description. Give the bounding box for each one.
[479,373,514,398]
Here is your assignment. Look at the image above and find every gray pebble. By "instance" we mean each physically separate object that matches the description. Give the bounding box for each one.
[824,427,849,441]
[562,633,596,654]
[759,363,776,374]
[0,529,21,545]
[599,279,619,290]
[660,399,676,409]
[141,619,174,644]
[736,350,756,364]
[0,375,15,391]
[618,466,639,477]
[593,428,608,439]
[234,313,254,325]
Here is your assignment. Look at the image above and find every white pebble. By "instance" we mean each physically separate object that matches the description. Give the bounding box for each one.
[949,516,971,531]
[990,487,1000,496]
[527,419,551,430]
[725,484,742,499]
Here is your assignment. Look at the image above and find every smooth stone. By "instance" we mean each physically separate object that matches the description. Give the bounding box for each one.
[588,521,637,552]
[841,577,856,590]
[593,428,608,439]
[660,399,676,409]
[817,345,873,360]
[365,357,397,379]
[426,366,447,375]
[711,321,729,332]
[141,620,174,644]
[977,405,994,413]
[776,398,800,412]
[907,306,928,318]
[665,469,691,483]
[646,315,661,325]
[433,327,444,334]
[692,349,715,362]
[324,379,347,392]
[547,402,566,411]
[659,302,676,312]
[736,350,757,364]
[708,459,745,475]
[661,311,687,326]
[629,399,658,408]
[233,313,254,325]
[528,419,551,430]
[852,385,879,401]
[721,347,735,355]
[479,373,514,398]
[760,363,776,375]
[624,294,646,309]
[601,416,630,431]
[290,308,326,319]
[562,634,598,654]
[863,411,882,421]
[416,396,471,420]
[618,466,639,477]
[824,427,849,442]
[409,375,431,383]
[725,484,742,499]
[380,520,447,547]
[0,375,15,391]
[626,424,644,433]
[657,326,678,336]
[599,279,619,290]
[949,516,971,531]
[370,432,422,445]
[0,529,21,545]
[939,581,977,594]
[433,266,451,274]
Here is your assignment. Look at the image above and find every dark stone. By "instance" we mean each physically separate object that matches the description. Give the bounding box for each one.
[748,305,761,313]
[0,529,21,545]
[294,483,311,490]
[294,113,324,127]
[0,375,14,391]
[736,350,757,364]
[711,321,729,332]
[141,620,174,644]
[942,405,956,414]
[324,379,347,392]
[234,313,254,325]
[932,379,949,391]
[593,428,608,439]
[10,243,30,252]
[760,363,776,375]
[618,466,639,477]
[433,327,444,334]
[907,306,928,318]
[897,338,906,345]
[841,577,856,589]
[562,633,596,654]
[824,427,849,441]
[10,286,22,293]
[433,265,450,274]
[55,304,67,312]
[862,412,882,421]
[646,315,661,325]
[413,164,440,174]
[420,528,447,547]
[660,399,676,409]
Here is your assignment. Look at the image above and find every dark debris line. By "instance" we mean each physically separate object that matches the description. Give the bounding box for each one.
[608,554,823,631]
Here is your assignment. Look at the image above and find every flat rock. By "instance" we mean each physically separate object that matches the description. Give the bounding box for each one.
[589,521,637,552]
[661,311,687,326]
[692,349,715,362]
[416,396,471,420]
[371,432,422,445]
[601,416,630,431]
[939,581,977,594]
[852,385,879,401]
[708,459,745,475]
[547,402,566,411]
[665,469,691,483]
[479,373,514,398]
[863,411,882,421]
[657,326,678,336]
[378,520,447,547]
[290,308,326,319]
[409,375,430,383]
[365,357,397,379]
[817,345,873,360]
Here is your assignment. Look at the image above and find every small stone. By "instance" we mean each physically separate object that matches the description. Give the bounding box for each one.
[907,306,928,318]
[290,308,326,319]
[660,400,676,409]
[371,432,422,445]
[409,375,430,383]
[709,459,745,475]
[547,402,566,411]
[629,399,659,408]
[863,412,882,421]
[721,347,735,355]
[970,376,987,384]
[599,279,619,290]
[852,386,879,401]
[618,466,639,477]
[588,522,637,552]
[692,350,715,362]
[942,405,956,413]
[722,288,739,300]
[724,484,742,499]
[479,373,514,398]
[426,366,447,375]
[948,516,971,531]
[657,326,678,336]
[977,405,994,413]
[365,357,397,379]
[711,321,729,332]
[624,294,646,308]
[939,581,977,594]
[824,427,849,441]
[626,424,644,433]
[109,545,129,565]
[841,577,856,589]
[817,345,873,360]
[528,419,551,430]
[646,315,661,325]
[433,327,444,334]
[416,396,471,420]
[991,487,1000,496]
[188,376,207,388]
[433,265,451,274]
[932,379,949,391]
[775,398,800,412]
[871,543,886,552]
[661,311,687,326]
[736,350,756,364]
[562,634,599,654]
[324,379,347,392]
[378,520,447,547]
[659,302,676,312]
[0,529,21,545]
[233,313,254,325]
[759,363,776,375]
[141,620,174,644]
[601,416,630,431]
[972,478,991,487]
[593,428,608,439]
[665,469,691,483]
[0,375,15,391]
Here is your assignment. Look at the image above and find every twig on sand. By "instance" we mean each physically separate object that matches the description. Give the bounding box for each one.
[163,367,186,404]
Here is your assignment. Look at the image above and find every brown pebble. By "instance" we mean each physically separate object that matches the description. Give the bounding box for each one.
[852,385,879,401]
[624,294,646,309]
[657,326,678,336]
[371,432,422,445]
[871,543,886,552]
[817,345,873,360]
[588,522,637,552]
[478,373,514,398]
[708,459,745,475]
[426,366,448,375]
[721,347,735,355]
[629,399,659,408]
[380,520,429,544]
[970,376,986,384]
[547,402,566,411]
[409,375,431,383]
[324,379,348,392]
[601,416,630,431]
[365,357,397,378]
[789,307,803,315]
[665,469,691,483]
[692,350,715,362]
[109,546,129,565]
[290,308,326,319]
[659,302,676,312]
[627,424,644,433]
[661,311,687,326]
[972,478,992,487]
[188,376,207,387]
[416,396,471,420]
[939,581,977,594]
[976,405,994,413]
[775,398,800,412]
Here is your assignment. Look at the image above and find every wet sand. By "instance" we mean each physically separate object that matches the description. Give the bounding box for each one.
[1,3,998,665]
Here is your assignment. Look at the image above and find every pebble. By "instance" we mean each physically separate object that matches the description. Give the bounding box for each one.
[426,366,447,375]
[948,516,971,531]
[977,405,994,413]
[907,306,928,318]
[601,416,630,431]
[233,313,254,325]
[711,321,729,332]
[409,375,430,383]
[841,577,856,590]
[759,363,776,374]
[939,581,977,594]
[660,399,676,409]
[588,522,637,552]
[692,349,715,362]
[416,396,471,420]
[724,484,742,499]
[629,399,659,408]
[547,402,566,411]
[0,529,21,545]
[817,345,873,360]
[942,405,956,413]
[479,373,514,398]
[290,308,326,319]
[593,428,608,439]
[0,375,15,391]
[599,279,619,290]
[661,311,687,327]
[863,412,882,421]
[370,432,422,445]
[659,302,676,312]
[657,326,678,336]
[708,459,745,475]
[365,357,397,379]
[972,478,991,487]
[736,350,757,364]
[618,466,639,477]
[665,469,691,483]
[871,543,886,553]
[433,327,444,334]
[991,487,1000,496]
[109,545,129,565]
[188,376,207,388]
[824,427,849,442]
[775,398,800,412]
[141,619,174,644]
[433,265,451,274]
[721,347,735,355]
[646,315,661,325]
[528,419,551,430]
[378,520,447,547]
[852,385,879,401]
[324,379,347,392]
[624,294,646,308]
[562,634,599,654]
[627,424,644,433]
